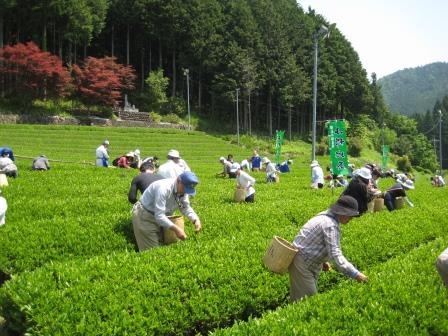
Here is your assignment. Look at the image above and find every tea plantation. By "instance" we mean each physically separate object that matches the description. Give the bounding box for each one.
[0,124,447,335]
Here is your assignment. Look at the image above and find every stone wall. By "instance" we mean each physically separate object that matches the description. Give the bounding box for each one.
[118,110,152,123]
[0,113,188,129]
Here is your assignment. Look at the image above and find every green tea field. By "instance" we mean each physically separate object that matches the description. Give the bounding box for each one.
[0,124,447,335]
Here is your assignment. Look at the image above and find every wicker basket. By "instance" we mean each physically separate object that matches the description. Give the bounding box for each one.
[374,198,384,212]
[394,197,405,209]
[263,236,298,274]
[163,215,185,245]
[0,174,8,187]
[234,187,246,202]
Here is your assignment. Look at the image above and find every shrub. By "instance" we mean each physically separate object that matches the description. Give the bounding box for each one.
[397,155,412,172]
[72,57,136,107]
[348,136,363,157]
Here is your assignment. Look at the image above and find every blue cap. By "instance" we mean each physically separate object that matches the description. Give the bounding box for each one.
[179,171,199,196]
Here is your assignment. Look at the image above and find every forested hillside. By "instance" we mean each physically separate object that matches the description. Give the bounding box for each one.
[379,62,448,116]
[0,0,442,170]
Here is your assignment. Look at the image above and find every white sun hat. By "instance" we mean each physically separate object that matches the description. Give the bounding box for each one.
[399,179,415,190]
[353,167,372,180]
[167,149,180,158]
[262,157,270,164]
[310,160,319,167]
[219,156,226,162]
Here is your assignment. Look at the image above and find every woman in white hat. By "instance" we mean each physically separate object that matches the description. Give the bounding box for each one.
[117,152,135,169]
[310,160,324,189]
[95,140,110,167]
[262,157,278,183]
[383,179,415,211]
[158,149,191,179]
[341,167,375,215]
[234,164,256,202]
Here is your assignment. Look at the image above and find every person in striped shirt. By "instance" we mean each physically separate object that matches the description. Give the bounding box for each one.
[289,195,368,302]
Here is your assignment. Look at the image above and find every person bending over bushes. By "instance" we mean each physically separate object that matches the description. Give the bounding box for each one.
[289,195,368,302]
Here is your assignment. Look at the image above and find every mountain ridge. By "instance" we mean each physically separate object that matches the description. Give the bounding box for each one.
[378,62,448,116]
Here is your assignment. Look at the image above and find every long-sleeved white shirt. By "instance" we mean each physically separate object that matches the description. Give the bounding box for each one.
[236,171,256,197]
[140,178,199,229]
[265,162,277,178]
[95,145,109,166]
[158,159,189,179]
[311,166,324,184]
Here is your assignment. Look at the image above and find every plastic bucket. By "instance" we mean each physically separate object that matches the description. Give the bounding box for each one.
[263,236,298,274]
[374,198,384,212]
[394,197,404,209]
[163,215,185,245]
[0,174,8,187]
[234,187,246,202]
[367,200,374,213]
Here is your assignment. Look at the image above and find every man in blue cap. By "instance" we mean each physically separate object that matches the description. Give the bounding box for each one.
[132,171,202,251]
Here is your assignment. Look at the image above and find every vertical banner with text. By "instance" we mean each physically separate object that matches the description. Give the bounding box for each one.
[328,120,348,176]
[275,130,285,164]
[382,145,389,169]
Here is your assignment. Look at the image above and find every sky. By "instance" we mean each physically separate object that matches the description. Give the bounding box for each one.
[299,0,448,78]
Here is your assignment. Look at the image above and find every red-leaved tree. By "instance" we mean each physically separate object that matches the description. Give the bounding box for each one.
[0,42,71,100]
[72,57,136,107]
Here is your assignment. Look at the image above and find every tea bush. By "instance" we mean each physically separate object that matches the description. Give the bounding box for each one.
[0,124,446,335]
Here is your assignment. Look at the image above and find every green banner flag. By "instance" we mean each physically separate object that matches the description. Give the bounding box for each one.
[275,130,285,164]
[382,145,389,169]
[327,120,348,176]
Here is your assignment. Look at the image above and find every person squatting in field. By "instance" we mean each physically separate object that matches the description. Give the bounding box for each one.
[128,162,162,204]
[32,155,50,171]
[383,179,415,211]
[310,160,324,189]
[132,171,202,251]
[436,247,448,287]
[289,195,368,302]
[95,140,110,167]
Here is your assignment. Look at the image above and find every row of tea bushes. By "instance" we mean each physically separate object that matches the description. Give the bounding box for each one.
[1,188,446,335]
[213,238,448,335]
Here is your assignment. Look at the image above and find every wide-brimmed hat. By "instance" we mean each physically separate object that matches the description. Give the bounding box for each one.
[353,167,372,180]
[126,152,135,157]
[330,195,359,217]
[179,171,199,196]
[310,160,319,167]
[262,157,270,164]
[399,179,415,190]
[229,162,241,173]
[167,149,180,159]
[140,161,154,172]
[219,156,226,162]
[103,140,110,145]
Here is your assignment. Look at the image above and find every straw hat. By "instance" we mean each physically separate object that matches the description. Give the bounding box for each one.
[262,157,270,164]
[330,195,359,217]
[126,152,135,157]
[219,156,226,162]
[310,160,319,167]
[399,179,415,190]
